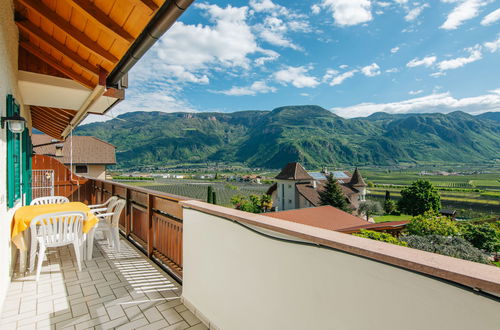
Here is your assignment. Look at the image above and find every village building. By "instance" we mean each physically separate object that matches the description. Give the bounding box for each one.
[32,134,116,180]
[267,162,368,212]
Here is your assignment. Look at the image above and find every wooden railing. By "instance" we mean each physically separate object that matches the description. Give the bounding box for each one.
[75,178,192,280]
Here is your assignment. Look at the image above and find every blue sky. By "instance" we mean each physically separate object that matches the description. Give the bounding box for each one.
[86,0,500,122]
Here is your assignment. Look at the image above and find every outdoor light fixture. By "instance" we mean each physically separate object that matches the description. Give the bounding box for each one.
[1,113,26,134]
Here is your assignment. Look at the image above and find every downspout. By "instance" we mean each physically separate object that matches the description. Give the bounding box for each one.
[106,0,196,88]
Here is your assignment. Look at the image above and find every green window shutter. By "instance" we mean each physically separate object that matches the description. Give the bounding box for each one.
[6,95,22,208]
[22,129,32,204]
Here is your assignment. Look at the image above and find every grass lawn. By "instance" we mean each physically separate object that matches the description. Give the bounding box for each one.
[373,214,411,223]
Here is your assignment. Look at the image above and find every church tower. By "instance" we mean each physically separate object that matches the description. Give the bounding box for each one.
[275,162,313,211]
[349,167,367,201]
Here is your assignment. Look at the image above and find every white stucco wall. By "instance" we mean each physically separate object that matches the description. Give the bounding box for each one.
[69,164,106,180]
[182,208,500,330]
[0,0,26,314]
[276,180,296,210]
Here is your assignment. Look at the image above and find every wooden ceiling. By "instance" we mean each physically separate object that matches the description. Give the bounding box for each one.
[14,0,166,139]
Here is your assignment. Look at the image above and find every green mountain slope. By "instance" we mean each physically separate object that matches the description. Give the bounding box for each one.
[76,107,500,169]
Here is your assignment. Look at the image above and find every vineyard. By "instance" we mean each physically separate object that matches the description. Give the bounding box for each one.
[143,182,269,206]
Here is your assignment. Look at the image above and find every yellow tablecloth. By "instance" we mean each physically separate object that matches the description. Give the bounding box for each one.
[11,202,98,251]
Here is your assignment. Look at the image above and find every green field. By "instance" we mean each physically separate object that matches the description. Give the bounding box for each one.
[363,168,500,218]
[373,214,411,223]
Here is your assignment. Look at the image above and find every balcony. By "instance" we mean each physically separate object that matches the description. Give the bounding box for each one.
[1,227,204,329]
[3,169,499,329]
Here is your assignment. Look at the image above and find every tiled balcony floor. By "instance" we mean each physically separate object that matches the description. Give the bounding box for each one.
[0,236,204,330]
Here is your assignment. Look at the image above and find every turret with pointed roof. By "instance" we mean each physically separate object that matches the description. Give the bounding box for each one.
[275,162,313,181]
[349,167,366,187]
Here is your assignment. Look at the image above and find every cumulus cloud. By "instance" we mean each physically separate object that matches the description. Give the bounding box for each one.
[213,81,277,96]
[481,8,500,25]
[323,69,358,86]
[320,0,373,26]
[256,16,302,50]
[361,63,381,76]
[331,90,500,117]
[440,0,488,30]
[404,3,430,21]
[390,46,400,53]
[274,66,320,88]
[406,56,437,67]
[484,35,500,52]
[437,46,482,70]
[311,4,321,14]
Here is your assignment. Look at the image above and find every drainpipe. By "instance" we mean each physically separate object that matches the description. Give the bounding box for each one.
[106,0,195,88]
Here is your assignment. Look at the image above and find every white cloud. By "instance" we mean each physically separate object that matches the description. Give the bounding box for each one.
[441,0,488,30]
[361,63,381,76]
[437,46,482,70]
[157,4,267,74]
[481,8,500,25]
[404,3,429,21]
[324,69,359,86]
[386,67,399,73]
[390,46,400,53]
[311,4,321,14]
[331,90,500,117]
[406,56,437,67]
[484,35,500,52]
[339,64,349,69]
[274,66,320,88]
[256,16,301,50]
[249,0,279,12]
[214,81,277,96]
[320,0,373,26]
[409,89,423,95]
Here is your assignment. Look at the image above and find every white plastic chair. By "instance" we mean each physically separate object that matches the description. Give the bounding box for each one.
[88,196,118,213]
[30,196,69,206]
[29,212,85,281]
[94,199,126,252]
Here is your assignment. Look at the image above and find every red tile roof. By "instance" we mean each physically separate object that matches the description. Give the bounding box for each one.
[32,134,116,165]
[275,162,313,180]
[339,221,410,233]
[265,205,369,231]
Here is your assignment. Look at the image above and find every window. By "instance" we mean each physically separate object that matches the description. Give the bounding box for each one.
[75,165,88,174]
[288,199,292,204]
[288,184,292,189]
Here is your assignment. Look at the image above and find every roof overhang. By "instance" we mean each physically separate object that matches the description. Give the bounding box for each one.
[14,0,195,139]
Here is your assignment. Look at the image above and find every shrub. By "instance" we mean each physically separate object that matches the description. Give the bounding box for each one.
[354,229,408,247]
[459,223,500,253]
[230,194,272,213]
[383,200,397,215]
[406,212,459,236]
[401,235,491,264]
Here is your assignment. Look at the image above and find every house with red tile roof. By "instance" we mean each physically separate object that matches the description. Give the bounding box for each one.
[32,134,116,180]
[267,162,367,212]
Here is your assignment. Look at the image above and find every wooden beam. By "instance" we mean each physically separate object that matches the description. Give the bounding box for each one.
[136,0,159,13]
[32,106,73,124]
[20,41,95,89]
[31,111,68,130]
[17,20,99,77]
[65,0,134,44]
[17,0,119,64]
[31,119,63,139]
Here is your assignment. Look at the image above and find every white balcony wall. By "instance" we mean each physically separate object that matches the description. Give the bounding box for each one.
[0,0,27,313]
[182,207,500,330]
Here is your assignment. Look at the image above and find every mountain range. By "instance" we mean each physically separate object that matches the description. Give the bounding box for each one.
[76,106,500,169]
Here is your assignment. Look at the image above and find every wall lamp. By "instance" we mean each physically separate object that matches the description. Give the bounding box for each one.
[1,114,26,134]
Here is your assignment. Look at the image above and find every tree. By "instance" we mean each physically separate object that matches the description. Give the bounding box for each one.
[212,191,217,205]
[383,190,397,214]
[398,179,441,215]
[354,229,407,246]
[401,235,490,264]
[459,222,500,253]
[358,200,382,221]
[260,194,273,212]
[230,194,271,213]
[319,174,350,212]
[405,212,459,236]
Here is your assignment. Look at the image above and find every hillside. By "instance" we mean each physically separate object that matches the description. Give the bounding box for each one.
[76,106,500,169]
